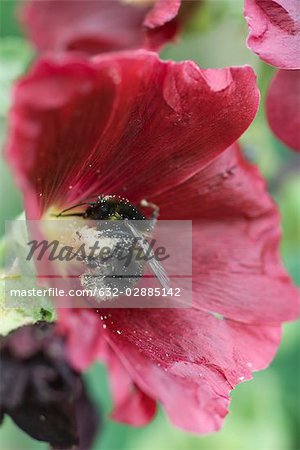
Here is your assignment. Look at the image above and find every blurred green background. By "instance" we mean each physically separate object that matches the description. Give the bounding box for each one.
[0,1,299,449]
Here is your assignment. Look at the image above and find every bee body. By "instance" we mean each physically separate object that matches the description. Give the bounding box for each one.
[83,195,146,221]
[57,195,169,300]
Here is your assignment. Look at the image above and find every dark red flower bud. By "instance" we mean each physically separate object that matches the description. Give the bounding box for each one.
[0,322,99,450]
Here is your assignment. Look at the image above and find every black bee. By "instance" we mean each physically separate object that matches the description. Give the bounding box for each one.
[56,195,168,298]
[57,195,158,238]
[57,195,148,220]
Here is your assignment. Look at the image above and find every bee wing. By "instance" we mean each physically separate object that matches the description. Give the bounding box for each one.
[124,221,170,290]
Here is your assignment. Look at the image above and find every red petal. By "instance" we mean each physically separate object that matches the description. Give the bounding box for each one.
[19,0,181,54]
[266,69,300,151]
[5,52,259,218]
[144,0,181,28]
[153,144,299,323]
[244,0,300,68]
[99,308,282,433]
[105,345,156,426]
[58,308,156,426]
[58,306,282,433]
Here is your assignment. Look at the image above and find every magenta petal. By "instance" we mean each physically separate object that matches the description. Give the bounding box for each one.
[266,69,300,151]
[244,0,300,69]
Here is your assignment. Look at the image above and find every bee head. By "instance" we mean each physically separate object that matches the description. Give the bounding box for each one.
[84,196,116,220]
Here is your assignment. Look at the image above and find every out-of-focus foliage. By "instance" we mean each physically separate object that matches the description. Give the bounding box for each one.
[0,1,299,449]
[0,38,33,235]
[0,39,33,118]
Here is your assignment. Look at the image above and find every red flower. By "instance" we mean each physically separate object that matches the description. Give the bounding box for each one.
[19,0,185,55]
[244,0,300,151]
[266,69,300,151]
[5,51,299,433]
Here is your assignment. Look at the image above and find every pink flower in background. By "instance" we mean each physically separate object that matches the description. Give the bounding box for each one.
[266,70,300,151]
[244,0,300,151]
[244,0,299,69]
[5,50,299,433]
[19,0,188,55]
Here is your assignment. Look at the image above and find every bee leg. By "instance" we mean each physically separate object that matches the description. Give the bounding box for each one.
[140,199,159,221]
[55,202,93,217]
